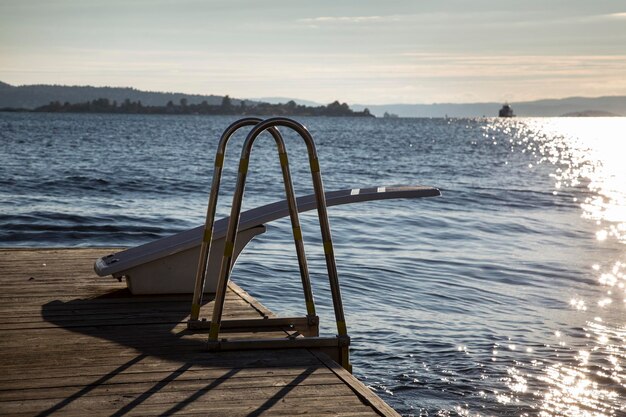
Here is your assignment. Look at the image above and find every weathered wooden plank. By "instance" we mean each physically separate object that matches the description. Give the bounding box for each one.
[0,366,334,390]
[0,338,320,368]
[0,351,325,382]
[0,383,357,412]
[0,396,377,417]
[311,349,401,417]
[0,309,262,329]
[0,373,346,402]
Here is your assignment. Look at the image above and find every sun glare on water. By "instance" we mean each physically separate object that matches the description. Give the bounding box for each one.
[486,118,626,417]
[539,118,626,243]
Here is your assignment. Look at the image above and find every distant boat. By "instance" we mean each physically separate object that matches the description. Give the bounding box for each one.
[498,103,515,117]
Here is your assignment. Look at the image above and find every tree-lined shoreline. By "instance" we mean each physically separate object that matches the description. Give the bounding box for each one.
[3,96,374,117]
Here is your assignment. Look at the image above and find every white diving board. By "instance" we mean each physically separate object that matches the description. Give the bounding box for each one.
[94,185,440,294]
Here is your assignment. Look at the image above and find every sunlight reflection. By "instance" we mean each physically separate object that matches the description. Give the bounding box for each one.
[538,364,618,417]
[488,118,626,244]
[537,119,626,244]
[570,298,587,311]
[485,118,626,417]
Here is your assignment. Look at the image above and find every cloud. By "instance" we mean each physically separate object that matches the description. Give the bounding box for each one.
[298,15,391,24]
[605,12,626,19]
[393,53,626,79]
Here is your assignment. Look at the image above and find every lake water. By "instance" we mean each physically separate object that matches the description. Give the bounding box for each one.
[1,113,624,416]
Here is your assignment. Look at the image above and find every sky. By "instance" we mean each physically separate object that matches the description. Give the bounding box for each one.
[1,0,625,105]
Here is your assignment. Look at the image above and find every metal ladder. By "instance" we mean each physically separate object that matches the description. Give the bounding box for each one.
[188,117,351,371]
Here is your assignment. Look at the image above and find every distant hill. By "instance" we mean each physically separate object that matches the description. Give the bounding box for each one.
[2,81,625,117]
[561,110,620,117]
[0,82,249,109]
[352,96,626,118]
[248,97,323,107]
[514,96,626,117]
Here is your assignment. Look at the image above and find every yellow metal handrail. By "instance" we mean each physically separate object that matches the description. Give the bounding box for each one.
[189,117,350,371]
[190,118,315,323]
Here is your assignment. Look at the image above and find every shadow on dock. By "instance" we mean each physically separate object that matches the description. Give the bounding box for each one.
[37,289,325,416]
[0,249,390,416]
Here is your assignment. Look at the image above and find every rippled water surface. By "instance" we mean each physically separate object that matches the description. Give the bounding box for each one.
[1,113,625,416]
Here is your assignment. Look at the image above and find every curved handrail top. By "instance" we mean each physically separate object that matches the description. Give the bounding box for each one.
[240,117,318,160]
[216,117,262,154]
[94,185,440,277]
[215,117,289,156]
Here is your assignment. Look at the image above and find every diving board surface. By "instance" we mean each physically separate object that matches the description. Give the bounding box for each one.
[94,185,440,294]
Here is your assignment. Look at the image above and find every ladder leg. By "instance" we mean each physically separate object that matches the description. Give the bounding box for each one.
[190,118,266,321]
[277,150,317,319]
[209,155,249,341]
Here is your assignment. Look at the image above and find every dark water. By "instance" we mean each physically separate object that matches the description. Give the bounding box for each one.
[1,113,624,416]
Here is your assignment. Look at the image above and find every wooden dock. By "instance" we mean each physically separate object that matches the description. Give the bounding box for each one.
[0,248,399,416]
